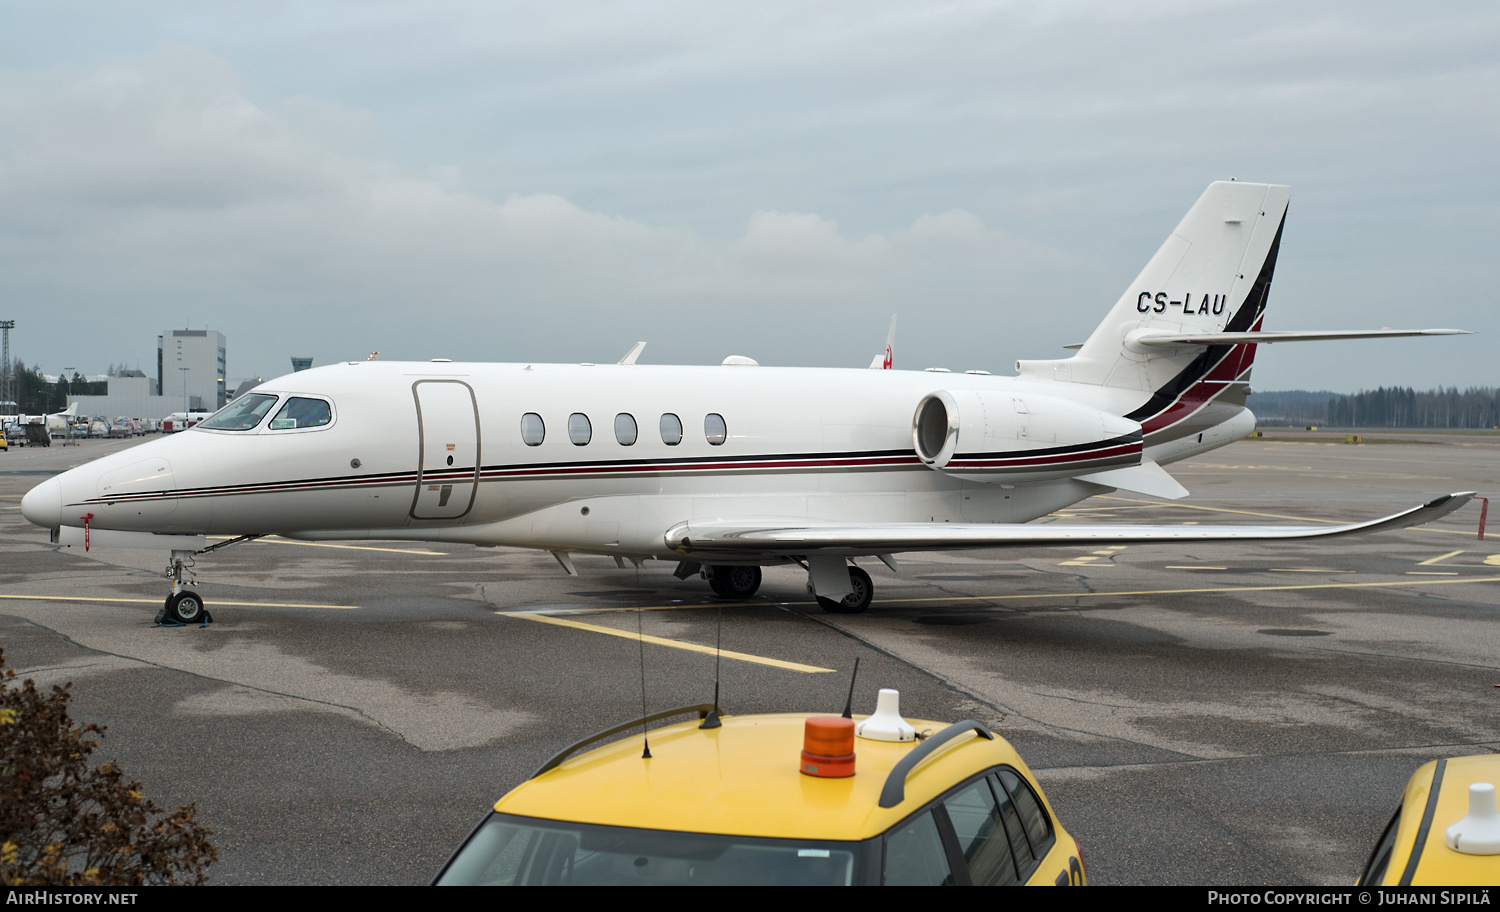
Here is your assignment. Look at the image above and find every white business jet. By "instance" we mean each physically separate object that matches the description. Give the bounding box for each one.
[20,181,1474,624]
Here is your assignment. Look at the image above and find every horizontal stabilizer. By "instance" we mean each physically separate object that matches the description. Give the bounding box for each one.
[664,493,1474,557]
[1129,328,1470,348]
[1077,461,1189,500]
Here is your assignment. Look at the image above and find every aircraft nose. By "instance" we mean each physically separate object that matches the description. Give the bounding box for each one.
[21,478,62,529]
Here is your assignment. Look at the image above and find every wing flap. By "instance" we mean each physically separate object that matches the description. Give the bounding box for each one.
[664,493,1474,557]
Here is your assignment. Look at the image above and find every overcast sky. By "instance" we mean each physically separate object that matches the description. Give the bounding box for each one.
[2,1,1496,392]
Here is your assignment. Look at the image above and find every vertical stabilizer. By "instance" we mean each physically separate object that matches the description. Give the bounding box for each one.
[1019,182,1289,403]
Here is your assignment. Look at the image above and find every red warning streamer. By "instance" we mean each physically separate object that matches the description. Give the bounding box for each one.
[1477,497,1488,541]
[81,513,94,552]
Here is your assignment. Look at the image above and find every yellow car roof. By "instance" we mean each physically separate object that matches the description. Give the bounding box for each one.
[1385,755,1500,886]
[496,712,1039,842]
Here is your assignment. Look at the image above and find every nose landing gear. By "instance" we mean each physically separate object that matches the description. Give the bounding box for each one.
[156,549,212,626]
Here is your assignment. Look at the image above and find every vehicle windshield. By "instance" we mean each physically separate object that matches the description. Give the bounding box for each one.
[436,814,863,886]
[198,394,279,431]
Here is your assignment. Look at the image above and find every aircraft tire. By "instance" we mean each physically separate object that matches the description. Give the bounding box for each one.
[166,590,205,625]
[710,565,762,599]
[816,567,873,614]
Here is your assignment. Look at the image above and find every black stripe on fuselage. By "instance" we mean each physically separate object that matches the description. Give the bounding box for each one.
[79,438,1132,505]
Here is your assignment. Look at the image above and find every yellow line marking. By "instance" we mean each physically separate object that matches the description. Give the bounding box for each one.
[0,594,358,609]
[506,613,834,673]
[889,576,1500,604]
[1419,550,1466,566]
[207,535,440,555]
[1165,566,1228,570]
[1407,572,1459,575]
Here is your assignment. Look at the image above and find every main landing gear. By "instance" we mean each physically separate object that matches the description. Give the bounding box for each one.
[687,560,875,614]
[707,565,762,599]
[157,549,212,626]
[809,565,873,615]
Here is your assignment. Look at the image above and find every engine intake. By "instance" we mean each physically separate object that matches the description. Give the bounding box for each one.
[912,389,1143,483]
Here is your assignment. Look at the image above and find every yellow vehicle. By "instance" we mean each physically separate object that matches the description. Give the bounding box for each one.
[434,690,1085,886]
[1357,755,1500,885]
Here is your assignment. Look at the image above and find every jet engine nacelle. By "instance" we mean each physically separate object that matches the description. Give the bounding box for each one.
[912,390,1144,483]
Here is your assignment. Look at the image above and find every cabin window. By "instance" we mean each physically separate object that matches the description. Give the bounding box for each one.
[268,397,332,430]
[704,413,727,445]
[614,413,638,446]
[568,413,592,446]
[200,394,278,431]
[659,413,683,446]
[520,413,545,446]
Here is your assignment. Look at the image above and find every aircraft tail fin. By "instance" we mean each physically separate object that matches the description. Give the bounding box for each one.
[1018,181,1289,398]
[868,315,896,369]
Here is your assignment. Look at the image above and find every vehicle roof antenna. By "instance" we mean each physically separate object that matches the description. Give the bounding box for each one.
[637,605,652,759]
[841,657,861,719]
[700,602,723,729]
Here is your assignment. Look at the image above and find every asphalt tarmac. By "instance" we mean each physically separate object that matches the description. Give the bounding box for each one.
[2,430,1497,885]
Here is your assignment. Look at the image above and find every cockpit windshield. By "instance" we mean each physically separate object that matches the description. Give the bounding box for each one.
[268,397,333,430]
[198,394,279,431]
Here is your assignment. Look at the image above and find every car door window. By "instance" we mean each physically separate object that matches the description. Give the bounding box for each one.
[991,774,1036,874]
[882,810,953,886]
[997,769,1052,854]
[943,778,1020,886]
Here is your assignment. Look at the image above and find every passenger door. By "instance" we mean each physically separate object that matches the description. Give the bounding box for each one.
[410,380,481,520]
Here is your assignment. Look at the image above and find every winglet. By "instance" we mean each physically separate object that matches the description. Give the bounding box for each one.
[868,315,897,369]
[618,342,647,365]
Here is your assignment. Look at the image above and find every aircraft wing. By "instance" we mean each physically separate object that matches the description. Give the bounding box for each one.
[665,492,1474,558]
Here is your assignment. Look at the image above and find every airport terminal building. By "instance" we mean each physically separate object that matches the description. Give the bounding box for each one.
[67,328,226,419]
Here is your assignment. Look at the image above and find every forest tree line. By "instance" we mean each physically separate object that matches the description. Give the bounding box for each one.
[1252,387,1500,429]
[1,359,108,414]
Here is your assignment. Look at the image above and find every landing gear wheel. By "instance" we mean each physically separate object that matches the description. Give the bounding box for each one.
[708,565,763,599]
[816,566,873,614]
[166,590,207,625]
